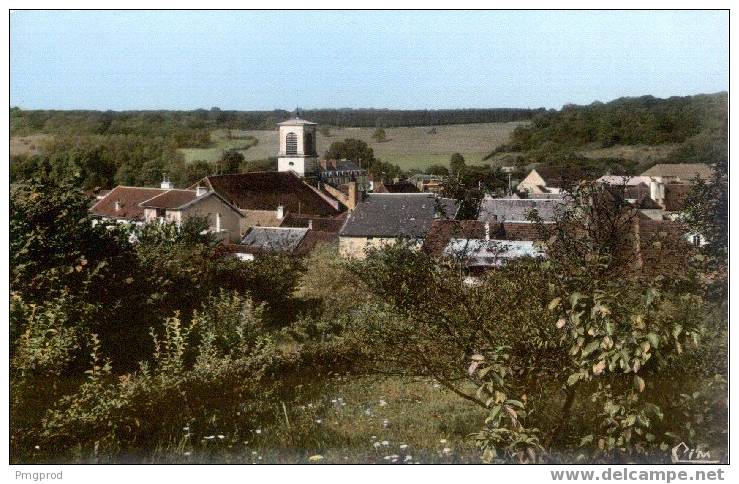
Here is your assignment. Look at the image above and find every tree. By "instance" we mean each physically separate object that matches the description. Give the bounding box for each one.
[450,152,466,175]
[319,126,331,137]
[682,158,728,298]
[371,127,387,143]
[425,165,449,176]
[217,149,244,175]
[325,139,375,169]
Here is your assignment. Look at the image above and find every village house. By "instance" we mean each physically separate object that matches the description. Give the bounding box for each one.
[408,174,445,193]
[339,193,458,258]
[516,168,565,196]
[191,170,343,233]
[318,159,368,190]
[90,181,244,243]
[422,219,545,273]
[230,226,337,260]
[640,163,713,183]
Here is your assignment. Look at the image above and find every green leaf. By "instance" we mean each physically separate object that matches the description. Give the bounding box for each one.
[634,375,646,393]
[567,373,582,386]
[582,341,600,357]
[646,333,659,349]
[580,434,594,447]
[548,297,561,311]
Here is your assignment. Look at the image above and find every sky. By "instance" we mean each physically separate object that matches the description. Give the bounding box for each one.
[10,10,729,111]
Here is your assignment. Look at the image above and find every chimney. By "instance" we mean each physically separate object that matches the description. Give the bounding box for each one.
[196,185,208,197]
[484,222,490,241]
[649,179,665,207]
[347,182,359,210]
[114,200,121,212]
[308,219,313,230]
[276,205,284,220]
[160,174,174,190]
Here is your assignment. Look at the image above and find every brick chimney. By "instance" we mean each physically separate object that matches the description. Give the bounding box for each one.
[276,205,285,220]
[484,222,490,241]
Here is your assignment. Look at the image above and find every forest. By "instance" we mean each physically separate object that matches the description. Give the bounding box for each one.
[489,92,728,167]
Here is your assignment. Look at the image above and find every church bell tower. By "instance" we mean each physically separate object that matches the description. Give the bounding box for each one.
[277,115,318,177]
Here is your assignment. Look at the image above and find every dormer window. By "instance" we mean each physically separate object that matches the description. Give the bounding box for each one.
[114,200,121,211]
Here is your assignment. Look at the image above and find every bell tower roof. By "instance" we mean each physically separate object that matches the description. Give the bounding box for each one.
[278,118,317,126]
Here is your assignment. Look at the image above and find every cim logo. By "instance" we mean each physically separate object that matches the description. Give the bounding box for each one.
[671,442,719,464]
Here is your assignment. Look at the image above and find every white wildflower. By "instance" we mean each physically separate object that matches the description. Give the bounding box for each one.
[399,444,408,450]
[381,440,389,447]
[442,447,452,454]
[404,455,413,462]
[439,438,447,444]
[217,435,225,439]
[373,442,382,449]
[183,451,192,456]
[255,429,262,434]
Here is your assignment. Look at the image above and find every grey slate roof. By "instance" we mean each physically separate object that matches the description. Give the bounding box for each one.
[478,197,567,223]
[240,227,309,252]
[340,193,458,238]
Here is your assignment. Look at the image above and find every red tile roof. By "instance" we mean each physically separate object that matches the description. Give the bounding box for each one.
[196,171,340,216]
[140,189,198,209]
[90,186,167,220]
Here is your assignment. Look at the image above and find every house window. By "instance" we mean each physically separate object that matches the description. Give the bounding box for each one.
[305,132,314,154]
[692,234,702,246]
[286,132,298,155]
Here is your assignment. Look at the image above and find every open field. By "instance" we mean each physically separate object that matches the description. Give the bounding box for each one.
[10,135,51,157]
[179,122,527,171]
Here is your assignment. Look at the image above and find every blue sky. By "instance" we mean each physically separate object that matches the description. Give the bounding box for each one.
[10,10,728,110]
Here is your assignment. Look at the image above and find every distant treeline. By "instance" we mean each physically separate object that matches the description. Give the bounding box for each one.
[10,106,543,136]
[491,92,728,163]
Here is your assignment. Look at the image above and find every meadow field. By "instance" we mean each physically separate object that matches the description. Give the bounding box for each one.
[141,375,485,464]
[180,122,526,171]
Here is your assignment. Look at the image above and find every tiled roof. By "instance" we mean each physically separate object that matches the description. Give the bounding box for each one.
[240,227,309,253]
[90,186,167,220]
[423,220,546,257]
[280,212,347,233]
[140,189,198,209]
[640,163,712,181]
[197,171,340,216]
[340,193,458,238]
[373,181,420,193]
[422,220,487,256]
[478,197,567,223]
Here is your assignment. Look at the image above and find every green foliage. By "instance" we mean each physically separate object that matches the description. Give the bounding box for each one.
[425,164,449,176]
[371,127,387,142]
[449,152,466,174]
